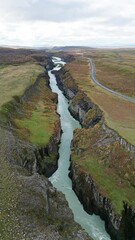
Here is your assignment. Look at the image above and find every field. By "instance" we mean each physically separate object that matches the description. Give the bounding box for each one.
[65,54,135,146]
[0,63,43,109]
[83,48,135,97]
[65,48,135,96]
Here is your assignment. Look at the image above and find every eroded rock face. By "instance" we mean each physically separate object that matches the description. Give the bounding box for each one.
[36,123,61,178]
[69,161,135,240]
[69,162,121,239]
[17,172,92,240]
[55,68,102,128]
[0,124,92,240]
[54,68,78,100]
[69,91,93,124]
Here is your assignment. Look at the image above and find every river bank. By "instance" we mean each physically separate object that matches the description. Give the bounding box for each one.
[49,57,110,240]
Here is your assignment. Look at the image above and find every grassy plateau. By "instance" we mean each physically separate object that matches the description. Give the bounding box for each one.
[0,63,43,110]
[65,52,135,146]
[14,76,59,146]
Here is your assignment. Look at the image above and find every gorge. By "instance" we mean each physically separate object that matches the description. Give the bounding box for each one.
[53,55,135,240]
[49,57,110,240]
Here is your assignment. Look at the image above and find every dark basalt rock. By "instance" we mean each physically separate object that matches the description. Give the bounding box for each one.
[69,162,135,240]
[36,130,61,178]
[55,67,102,127]
[1,121,93,239]
[69,162,120,239]
[68,92,93,124]
[54,68,78,100]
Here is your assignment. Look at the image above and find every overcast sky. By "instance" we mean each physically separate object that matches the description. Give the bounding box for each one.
[0,0,135,47]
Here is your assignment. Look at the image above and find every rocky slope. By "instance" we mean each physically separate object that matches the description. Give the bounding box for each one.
[0,127,92,240]
[55,65,135,240]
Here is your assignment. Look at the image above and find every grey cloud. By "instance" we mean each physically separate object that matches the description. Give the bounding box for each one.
[0,0,135,47]
[0,0,108,22]
[0,0,135,25]
[105,15,135,27]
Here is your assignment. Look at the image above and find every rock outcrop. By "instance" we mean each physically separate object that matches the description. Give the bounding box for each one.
[0,125,92,240]
[55,68,102,128]
[69,162,122,239]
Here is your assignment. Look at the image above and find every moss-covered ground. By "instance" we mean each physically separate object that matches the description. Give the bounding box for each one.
[14,76,59,147]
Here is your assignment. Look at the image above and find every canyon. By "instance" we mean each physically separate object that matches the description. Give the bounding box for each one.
[1,48,135,240]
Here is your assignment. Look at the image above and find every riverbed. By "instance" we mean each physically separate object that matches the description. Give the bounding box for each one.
[49,57,110,240]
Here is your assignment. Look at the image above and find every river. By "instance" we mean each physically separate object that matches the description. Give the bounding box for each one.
[49,57,110,240]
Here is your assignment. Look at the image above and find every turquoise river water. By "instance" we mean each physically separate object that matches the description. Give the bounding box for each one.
[49,57,110,240]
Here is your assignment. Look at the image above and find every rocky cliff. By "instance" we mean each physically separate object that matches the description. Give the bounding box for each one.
[69,162,122,239]
[55,66,135,240]
[69,161,135,240]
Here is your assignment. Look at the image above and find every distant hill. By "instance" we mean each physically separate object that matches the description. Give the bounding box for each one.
[0,47,47,64]
[53,46,93,51]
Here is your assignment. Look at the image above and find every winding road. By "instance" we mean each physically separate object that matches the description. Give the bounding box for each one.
[89,58,135,104]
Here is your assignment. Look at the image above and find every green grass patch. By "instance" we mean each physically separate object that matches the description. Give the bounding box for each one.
[72,153,135,214]
[108,119,135,146]
[15,109,57,146]
[13,77,59,147]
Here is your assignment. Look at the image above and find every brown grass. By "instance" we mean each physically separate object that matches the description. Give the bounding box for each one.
[83,48,135,97]
[66,58,135,145]
[94,60,135,97]
[0,63,44,110]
